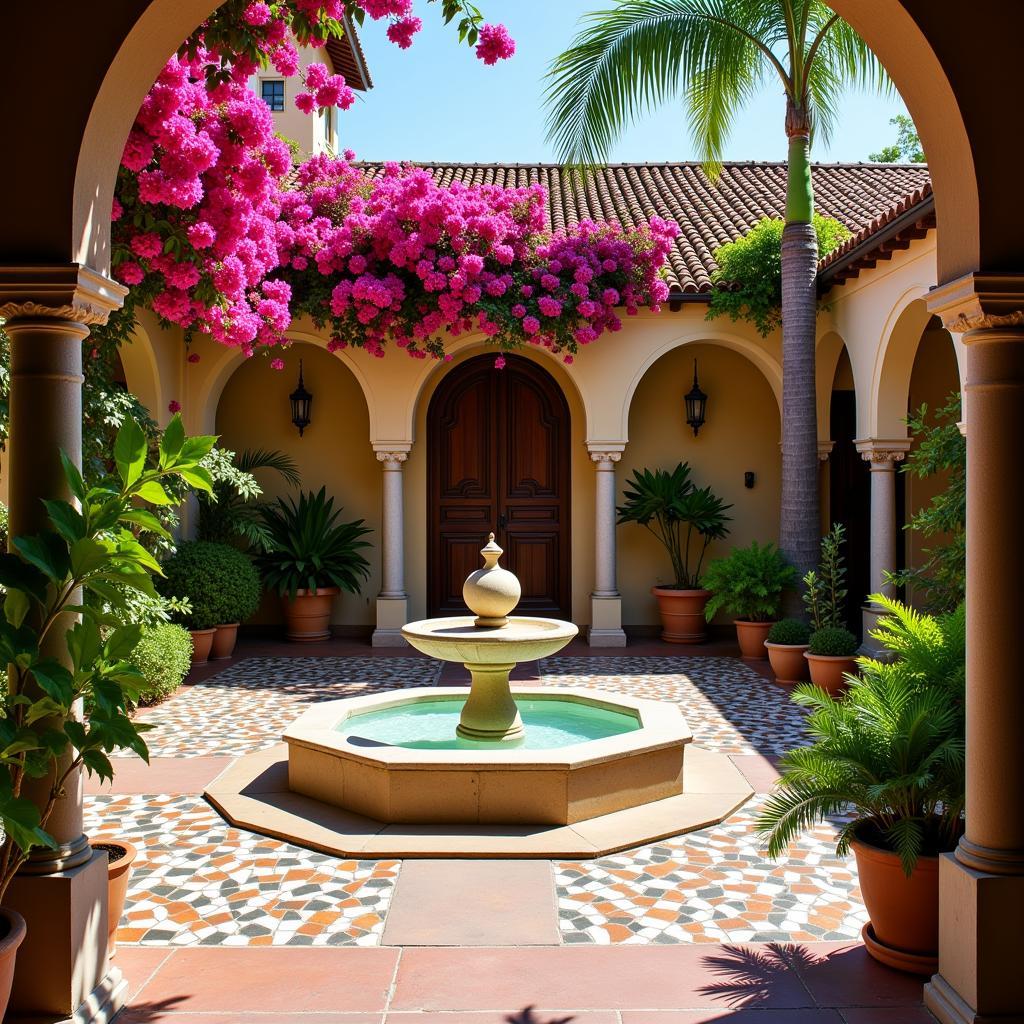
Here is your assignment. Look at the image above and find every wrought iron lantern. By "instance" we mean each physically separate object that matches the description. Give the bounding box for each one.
[684,358,708,436]
[289,359,313,437]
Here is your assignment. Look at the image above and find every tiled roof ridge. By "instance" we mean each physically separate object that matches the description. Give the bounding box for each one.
[353,159,928,170]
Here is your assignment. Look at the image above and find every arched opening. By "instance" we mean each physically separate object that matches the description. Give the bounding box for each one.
[215,342,380,636]
[424,352,572,620]
[620,341,780,632]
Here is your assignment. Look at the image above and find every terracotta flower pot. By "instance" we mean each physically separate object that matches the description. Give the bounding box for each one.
[210,623,239,660]
[90,839,138,957]
[804,652,858,696]
[284,587,340,642]
[189,627,216,666]
[734,620,773,659]
[651,587,710,644]
[765,642,810,684]
[852,831,940,974]
[0,906,27,1019]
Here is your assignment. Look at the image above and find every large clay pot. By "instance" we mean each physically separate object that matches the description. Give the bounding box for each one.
[189,628,216,666]
[765,642,810,684]
[284,587,339,642]
[90,839,138,957]
[805,652,858,696]
[734,620,773,659]
[651,587,710,644]
[210,623,239,660]
[852,830,939,974]
[0,907,26,1019]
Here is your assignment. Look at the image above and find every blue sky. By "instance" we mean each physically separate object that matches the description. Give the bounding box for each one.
[340,0,911,164]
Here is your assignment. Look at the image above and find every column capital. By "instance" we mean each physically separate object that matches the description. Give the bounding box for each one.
[0,263,126,326]
[375,450,408,466]
[590,451,621,465]
[854,438,912,465]
[817,440,834,462]
[586,441,625,463]
[927,271,1024,334]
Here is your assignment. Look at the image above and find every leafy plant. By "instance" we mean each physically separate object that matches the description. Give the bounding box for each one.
[703,542,797,622]
[0,414,214,899]
[767,617,811,646]
[888,393,965,612]
[707,215,853,337]
[807,625,858,657]
[197,447,301,551]
[616,463,732,589]
[157,541,261,630]
[869,114,925,163]
[758,595,965,876]
[803,523,848,630]
[255,487,372,599]
[131,623,193,706]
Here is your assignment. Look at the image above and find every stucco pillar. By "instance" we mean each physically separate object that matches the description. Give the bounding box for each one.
[922,275,1024,1024]
[0,266,127,1023]
[854,438,911,653]
[588,444,626,647]
[372,446,410,646]
[817,440,834,537]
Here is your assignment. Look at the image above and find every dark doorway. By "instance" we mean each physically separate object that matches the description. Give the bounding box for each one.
[427,354,571,619]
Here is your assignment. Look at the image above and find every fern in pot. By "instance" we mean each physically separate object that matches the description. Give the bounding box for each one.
[803,524,859,693]
[255,487,372,642]
[616,463,731,644]
[758,596,965,973]
[702,541,797,658]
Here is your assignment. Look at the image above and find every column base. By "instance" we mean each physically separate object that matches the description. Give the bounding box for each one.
[372,596,409,648]
[858,604,892,658]
[5,851,119,1022]
[589,595,626,647]
[922,853,1024,1023]
[588,628,627,647]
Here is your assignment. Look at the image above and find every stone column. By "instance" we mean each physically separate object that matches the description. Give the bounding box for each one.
[854,438,911,652]
[817,440,834,537]
[588,444,626,647]
[0,266,127,1022]
[922,274,1024,1024]
[372,446,410,647]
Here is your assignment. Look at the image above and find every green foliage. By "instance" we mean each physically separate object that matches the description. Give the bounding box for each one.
[758,595,965,875]
[616,463,732,589]
[255,487,372,599]
[157,541,261,629]
[707,216,853,336]
[869,114,925,163]
[0,501,7,552]
[767,617,811,646]
[702,542,797,622]
[0,414,214,900]
[803,523,848,630]
[888,393,965,612]
[131,623,193,706]
[198,448,301,551]
[807,625,858,657]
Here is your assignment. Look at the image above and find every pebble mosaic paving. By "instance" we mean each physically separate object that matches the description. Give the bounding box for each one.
[122,656,441,757]
[537,656,810,756]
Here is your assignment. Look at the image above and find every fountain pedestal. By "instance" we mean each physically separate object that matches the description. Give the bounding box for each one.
[457,662,521,740]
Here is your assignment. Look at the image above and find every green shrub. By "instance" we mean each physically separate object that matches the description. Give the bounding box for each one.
[0,501,7,551]
[703,541,797,622]
[803,523,849,631]
[808,626,859,657]
[157,541,261,629]
[767,618,811,645]
[132,623,193,706]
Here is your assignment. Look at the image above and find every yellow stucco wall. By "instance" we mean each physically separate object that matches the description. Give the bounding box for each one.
[619,342,782,627]
[214,341,381,628]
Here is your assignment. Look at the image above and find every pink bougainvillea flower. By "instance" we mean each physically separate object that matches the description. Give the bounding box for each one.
[475,23,515,65]
[168,400,182,413]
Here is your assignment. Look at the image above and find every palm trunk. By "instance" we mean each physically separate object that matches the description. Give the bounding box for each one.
[779,122,821,592]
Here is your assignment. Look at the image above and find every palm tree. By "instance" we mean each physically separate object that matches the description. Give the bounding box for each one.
[545,0,887,580]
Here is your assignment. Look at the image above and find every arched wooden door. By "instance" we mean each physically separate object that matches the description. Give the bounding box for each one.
[427,354,571,619]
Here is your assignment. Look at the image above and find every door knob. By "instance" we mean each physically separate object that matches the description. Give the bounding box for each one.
[498,513,508,530]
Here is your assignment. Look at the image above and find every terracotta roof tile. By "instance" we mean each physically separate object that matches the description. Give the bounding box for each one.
[355,160,932,294]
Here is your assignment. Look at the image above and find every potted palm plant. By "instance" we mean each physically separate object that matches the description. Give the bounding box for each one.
[256,487,372,641]
[617,463,732,643]
[702,541,797,658]
[803,524,859,693]
[764,617,812,683]
[758,596,965,974]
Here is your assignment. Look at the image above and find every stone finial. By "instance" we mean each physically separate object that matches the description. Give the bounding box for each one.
[463,532,521,628]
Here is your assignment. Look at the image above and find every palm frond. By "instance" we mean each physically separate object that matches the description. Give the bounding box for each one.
[238,448,302,487]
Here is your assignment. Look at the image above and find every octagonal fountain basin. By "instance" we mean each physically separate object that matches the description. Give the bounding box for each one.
[284,687,692,826]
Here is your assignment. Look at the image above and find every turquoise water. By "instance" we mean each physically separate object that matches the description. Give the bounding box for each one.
[336,698,640,750]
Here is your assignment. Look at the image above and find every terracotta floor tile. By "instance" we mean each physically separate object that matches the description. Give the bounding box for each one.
[119,1015,383,1023]
[620,1012,843,1023]
[88,756,233,794]
[793,944,927,1007]
[840,1008,937,1023]
[386,1013,618,1024]
[116,946,175,1002]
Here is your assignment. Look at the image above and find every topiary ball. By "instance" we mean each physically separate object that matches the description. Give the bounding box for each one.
[807,626,859,657]
[157,541,261,630]
[767,617,811,646]
[132,623,193,706]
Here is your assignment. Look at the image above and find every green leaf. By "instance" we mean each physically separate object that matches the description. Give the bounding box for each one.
[119,509,171,539]
[29,660,75,707]
[13,533,70,583]
[135,480,173,506]
[177,467,214,494]
[60,451,87,504]
[159,415,185,467]
[4,588,30,628]
[0,554,48,603]
[178,436,217,466]
[44,500,87,543]
[70,537,110,578]
[114,417,147,488]
[104,625,142,662]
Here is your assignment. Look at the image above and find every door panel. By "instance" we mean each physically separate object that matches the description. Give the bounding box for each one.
[428,354,571,618]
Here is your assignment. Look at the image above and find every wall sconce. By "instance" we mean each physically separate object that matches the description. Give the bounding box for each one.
[684,358,708,436]
[744,471,756,489]
[289,359,313,437]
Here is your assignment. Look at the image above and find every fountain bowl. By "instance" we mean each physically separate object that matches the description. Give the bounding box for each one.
[401,615,578,664]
